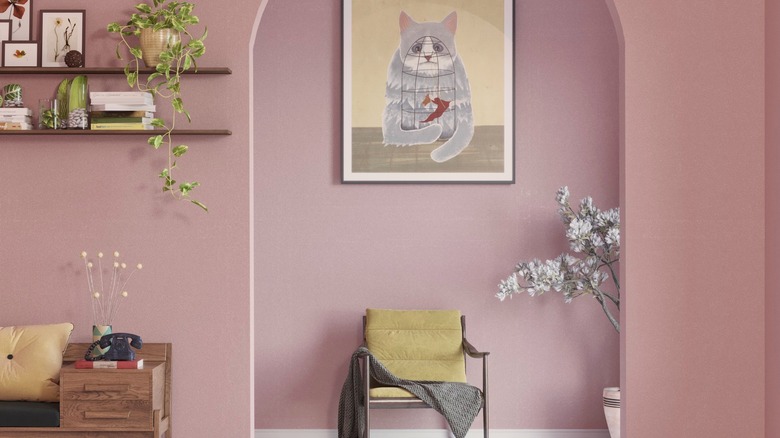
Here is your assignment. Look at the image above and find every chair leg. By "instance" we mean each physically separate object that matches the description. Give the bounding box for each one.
[363,356,371,438]
[483,355,489,438]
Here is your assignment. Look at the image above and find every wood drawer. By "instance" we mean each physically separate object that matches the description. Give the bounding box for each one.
[60,400,152,429]
[61,372,152,401]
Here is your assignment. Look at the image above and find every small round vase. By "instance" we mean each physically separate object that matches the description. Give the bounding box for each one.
[603,387,620,438]
[139,28,181,67]
[92,325,112,357]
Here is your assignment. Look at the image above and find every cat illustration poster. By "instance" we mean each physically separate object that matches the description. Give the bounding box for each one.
[343,0,514,183]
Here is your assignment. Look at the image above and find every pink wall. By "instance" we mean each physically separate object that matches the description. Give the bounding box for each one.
[767,0,779,435]
[253,0,619,429]
[0,1,260,436]
[610,0,766,436]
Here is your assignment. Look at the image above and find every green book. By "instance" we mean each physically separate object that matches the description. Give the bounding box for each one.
[90,117,153,124]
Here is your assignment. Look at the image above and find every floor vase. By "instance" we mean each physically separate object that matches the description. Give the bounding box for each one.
[603,387,620,438]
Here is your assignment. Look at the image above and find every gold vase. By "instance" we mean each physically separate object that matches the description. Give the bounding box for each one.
[138,28,181,67]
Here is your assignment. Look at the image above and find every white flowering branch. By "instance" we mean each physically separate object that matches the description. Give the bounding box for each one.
[80,251,143,326]
[497,187,621,332]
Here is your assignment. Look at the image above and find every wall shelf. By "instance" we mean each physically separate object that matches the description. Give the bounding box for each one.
[0,67,232,75]
[0,129,232,135]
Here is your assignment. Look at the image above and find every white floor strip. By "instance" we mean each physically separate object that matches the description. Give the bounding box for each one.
[255,429,610,438]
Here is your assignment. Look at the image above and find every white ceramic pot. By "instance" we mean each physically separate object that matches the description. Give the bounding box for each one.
[603,387,620,438]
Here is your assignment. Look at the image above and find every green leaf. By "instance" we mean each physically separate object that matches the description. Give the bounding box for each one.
[151,118,165,128]
[182,53,193,71]
[172,97,184,113]
[172,145,188,157]
[148,135,164,149]
[129,47,143,59]
[135,3,153,13]
[191,200,208,212]
[183,109,191,123]
[159,168,169,178]
[127,71,138,87]
[107,23,122,33]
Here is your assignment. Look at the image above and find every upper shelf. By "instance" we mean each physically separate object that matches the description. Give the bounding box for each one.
[0,67,232,75]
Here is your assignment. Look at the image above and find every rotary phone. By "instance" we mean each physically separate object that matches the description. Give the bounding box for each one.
[85,333,143,361]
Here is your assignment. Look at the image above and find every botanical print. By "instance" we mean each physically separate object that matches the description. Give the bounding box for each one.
[51,17,77,62]
[2,41,36,66]
[343,0,513,183]
[0,0,30,41]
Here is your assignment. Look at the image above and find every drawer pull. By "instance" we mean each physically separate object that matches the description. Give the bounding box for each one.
[84,411,131,419]
[83,384,130,392]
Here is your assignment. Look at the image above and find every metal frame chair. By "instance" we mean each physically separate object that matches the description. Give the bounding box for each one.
[359,313,489,438]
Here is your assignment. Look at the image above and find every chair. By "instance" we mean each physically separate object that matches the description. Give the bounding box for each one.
[360,308,489,438]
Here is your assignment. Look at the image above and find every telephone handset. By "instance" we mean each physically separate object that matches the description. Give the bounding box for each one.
[85,333,143,361]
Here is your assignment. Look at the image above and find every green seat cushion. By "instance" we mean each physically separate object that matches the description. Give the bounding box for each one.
[0,401,60,427]
[365,309,466,384]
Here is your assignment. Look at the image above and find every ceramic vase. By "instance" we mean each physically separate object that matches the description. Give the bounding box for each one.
[603,387,620,438]
[139,28,181,67]
[91,324,112,358]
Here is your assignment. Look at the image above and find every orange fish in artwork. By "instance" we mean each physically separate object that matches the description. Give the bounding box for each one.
[420,94,450,123]
[13,50,25,58]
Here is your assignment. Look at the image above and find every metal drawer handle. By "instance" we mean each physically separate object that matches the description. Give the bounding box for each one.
[84,411,131,419]
[83,384,130,392]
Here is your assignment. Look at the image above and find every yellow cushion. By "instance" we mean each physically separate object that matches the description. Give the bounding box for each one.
[0,323,74,402]
[370,386,416,398]
[365,309,466,383]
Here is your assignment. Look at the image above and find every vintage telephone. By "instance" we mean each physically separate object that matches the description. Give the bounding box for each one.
[85,333,143,361]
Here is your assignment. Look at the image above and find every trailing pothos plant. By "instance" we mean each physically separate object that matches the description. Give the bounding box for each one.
[108,0,208,211]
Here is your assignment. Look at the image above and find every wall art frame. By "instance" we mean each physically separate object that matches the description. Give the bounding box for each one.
[38,9,85,68]
[342,0,515,183]
[0,20,10,65]
[1,0,31,42]
[2,40,37,67]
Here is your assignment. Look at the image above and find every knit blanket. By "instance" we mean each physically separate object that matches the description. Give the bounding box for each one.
[338,346,483,438]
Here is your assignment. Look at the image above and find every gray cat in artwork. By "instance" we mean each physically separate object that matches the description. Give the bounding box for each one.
[382,11,474,163]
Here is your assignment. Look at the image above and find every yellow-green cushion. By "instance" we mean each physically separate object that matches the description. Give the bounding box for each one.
[365,309,466,384]
[370,387,416,398]
[0,323,73,402]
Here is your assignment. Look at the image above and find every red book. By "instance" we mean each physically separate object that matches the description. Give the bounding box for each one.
[74,359,144,369]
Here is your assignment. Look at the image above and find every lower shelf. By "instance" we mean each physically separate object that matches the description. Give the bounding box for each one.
[0,129,232,135]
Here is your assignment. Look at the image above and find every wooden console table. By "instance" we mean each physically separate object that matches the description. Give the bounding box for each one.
[1,343,172,438]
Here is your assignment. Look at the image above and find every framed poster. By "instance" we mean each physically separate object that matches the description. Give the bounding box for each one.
[0,20,10,65]
[2,40,37,67]
[0,0,31,41]
[38,10,85,67]
[342,0,514,183]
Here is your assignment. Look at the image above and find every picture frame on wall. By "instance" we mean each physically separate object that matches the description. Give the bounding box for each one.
[0,20,10,65]
[1,0,32,41]
[38,10,85,68]
[342,0,515,183]
[2,40,38,67]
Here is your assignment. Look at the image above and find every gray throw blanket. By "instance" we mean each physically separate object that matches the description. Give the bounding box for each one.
[338,346,483,438]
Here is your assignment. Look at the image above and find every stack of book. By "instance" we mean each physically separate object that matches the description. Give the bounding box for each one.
[0,107,33,130]
[89,91,156,130]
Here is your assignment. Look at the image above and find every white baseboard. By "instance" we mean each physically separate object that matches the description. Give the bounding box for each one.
[255,429,610,438]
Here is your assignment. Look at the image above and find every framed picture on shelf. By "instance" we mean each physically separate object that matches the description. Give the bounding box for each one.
[342,0,515,183]
[2,40,38,67]
[38,10,85,68]
[1,0,31,41]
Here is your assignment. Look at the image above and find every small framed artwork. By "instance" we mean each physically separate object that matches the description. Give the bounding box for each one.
[342,0,515,183]
[0,0,32,41]
[39,10,85,68]
[2,40,38,67]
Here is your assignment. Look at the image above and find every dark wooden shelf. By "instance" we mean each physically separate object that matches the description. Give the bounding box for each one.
[0,129,232,135]
[0,67,232,75]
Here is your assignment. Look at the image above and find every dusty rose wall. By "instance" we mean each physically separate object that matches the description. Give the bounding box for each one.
[0,1,260,437]
[610,0,765,436]
[253,0,619,429]
[767,0,779,435]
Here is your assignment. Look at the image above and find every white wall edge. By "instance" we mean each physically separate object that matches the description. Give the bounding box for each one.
[255,429,610,438]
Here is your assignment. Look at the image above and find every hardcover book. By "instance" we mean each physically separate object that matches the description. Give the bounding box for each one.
[74,359,144,369]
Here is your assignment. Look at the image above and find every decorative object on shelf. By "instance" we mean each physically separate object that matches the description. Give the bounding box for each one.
[37,97,58,129]
[1,0,31,41]
[79,250,144,331]
[138,27,180,67]
[2,82,20,106]
[64,49,82,67]
[496,186,621,332]
[603,387,620,438]
[108,0,208,211]
[39,10,85,68]
[91,324,112,358]
[66,74,87,129]
[1,39,36,67]
[342,0,515,183]
[55,76,69,128]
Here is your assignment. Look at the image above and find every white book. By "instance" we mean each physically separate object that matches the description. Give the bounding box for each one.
[0,108,32,116]
[0,115,32,123]
[90,91,152,97]
[90,96,154,105]
[90,103,156,112]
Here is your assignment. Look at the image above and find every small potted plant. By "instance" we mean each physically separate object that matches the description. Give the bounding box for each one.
[108,0,208,211]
